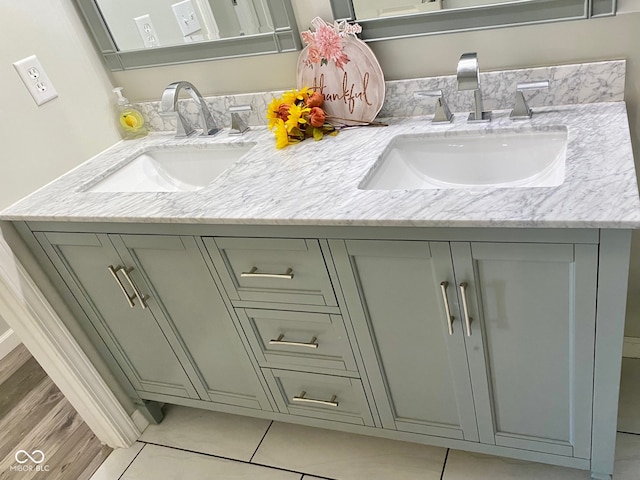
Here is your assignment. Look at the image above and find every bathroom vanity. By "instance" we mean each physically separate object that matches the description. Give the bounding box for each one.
[2,61,638,480]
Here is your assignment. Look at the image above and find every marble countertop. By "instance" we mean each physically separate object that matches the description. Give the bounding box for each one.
[3,101,640,229]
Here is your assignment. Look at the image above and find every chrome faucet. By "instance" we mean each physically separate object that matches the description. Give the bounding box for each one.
[457,52,491,123]
[160,81,219,138]
[510,80,550,119]
[229,104,251,135]
[414,90,453,123]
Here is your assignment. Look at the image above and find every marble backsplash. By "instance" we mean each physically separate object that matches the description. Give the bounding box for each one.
[134,60,625,133]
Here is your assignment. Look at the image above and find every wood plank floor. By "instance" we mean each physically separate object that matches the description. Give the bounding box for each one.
[0,344,112,479]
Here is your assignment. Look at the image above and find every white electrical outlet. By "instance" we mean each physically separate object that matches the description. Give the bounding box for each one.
[134,14,160,48]
[172,0,202,37]
[13,55,58,106]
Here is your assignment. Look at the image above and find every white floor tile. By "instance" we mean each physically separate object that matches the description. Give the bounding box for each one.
[139,405,271,461]
[614,432,640,480]
[618,358,640,434]
[121,444,301,480]
[253,422,446,480]
[442,449,589,480]
[89,442,144,480]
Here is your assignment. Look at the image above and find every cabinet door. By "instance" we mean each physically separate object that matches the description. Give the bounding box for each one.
[331,240,479,441]
[113,235,273,411]
[451,242,597,458]
[35,232,199,400]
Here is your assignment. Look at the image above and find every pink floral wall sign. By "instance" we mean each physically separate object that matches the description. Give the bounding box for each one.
[297,17,385,124]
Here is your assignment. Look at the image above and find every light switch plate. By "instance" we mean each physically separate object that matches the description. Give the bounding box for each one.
[134,14,160,48]
[13,55,58,106]
[172,0,202,36]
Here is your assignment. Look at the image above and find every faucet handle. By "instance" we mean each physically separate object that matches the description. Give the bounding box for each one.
[229,104,251,135]
[415,90,453,124]
[511,80,550,120]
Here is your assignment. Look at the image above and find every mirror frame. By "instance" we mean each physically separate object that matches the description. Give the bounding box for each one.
[74,0,302,71]
[329,0,617,42]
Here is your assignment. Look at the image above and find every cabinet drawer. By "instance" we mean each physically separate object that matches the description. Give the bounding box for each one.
[204,237,337,307]
[264,369,375,426]
[237,309,357,374]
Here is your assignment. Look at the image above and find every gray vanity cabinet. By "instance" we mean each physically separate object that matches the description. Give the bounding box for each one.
[110,234,272,411]
[451,242,597,459]
[14,221,629,479]
[36,232,272,411]
[330,240,479,441]
[35,232,200,400]
[330,239,597,459]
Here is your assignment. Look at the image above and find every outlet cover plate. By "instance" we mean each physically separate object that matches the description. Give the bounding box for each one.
[134,14,160,48]
[13,55,58,106]
[172,0,202,36]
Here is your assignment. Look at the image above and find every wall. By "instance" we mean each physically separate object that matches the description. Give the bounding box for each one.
[0,0,120,353]
[0,1,121,210]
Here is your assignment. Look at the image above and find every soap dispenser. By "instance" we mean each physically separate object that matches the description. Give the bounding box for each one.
[113,87,148,139]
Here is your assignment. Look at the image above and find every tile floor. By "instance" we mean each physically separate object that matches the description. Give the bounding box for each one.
[90,358,640,480]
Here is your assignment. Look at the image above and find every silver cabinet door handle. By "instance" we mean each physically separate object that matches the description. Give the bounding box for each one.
[459,282,473,337]
[292,391,339,407]
[269,334,319,349]
[120,266,149,310]
[108,265,136,308]
[440,281,455,336]
[108,265,149,309]
[240,266,294,279]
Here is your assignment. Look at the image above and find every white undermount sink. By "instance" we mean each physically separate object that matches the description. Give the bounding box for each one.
[87,144,255,192]
[360,127,568,190]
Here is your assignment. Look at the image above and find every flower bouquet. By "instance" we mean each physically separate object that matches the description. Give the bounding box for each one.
[267,87,338,149]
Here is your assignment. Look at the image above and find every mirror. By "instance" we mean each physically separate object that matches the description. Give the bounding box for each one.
[330,0,617,41]
[74,0,301,70]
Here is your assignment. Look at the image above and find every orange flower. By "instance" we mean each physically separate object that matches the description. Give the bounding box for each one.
[306,91,324,108]
[278,103,291,122]
[309,107,326,128]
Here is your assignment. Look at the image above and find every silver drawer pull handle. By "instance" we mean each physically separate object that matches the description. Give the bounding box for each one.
[241,266,294,279]
[269,334,319,349]
[121,266,150,310]
[292,391,339,407]
[440,281,454,336]
[108,265,149,310]
[108,265,136,309]
[459,282,473,337]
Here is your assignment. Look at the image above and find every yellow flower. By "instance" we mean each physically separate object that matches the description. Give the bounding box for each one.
[267,97,281,130]
[273,119,289,149]
[282,87,310,105]
[285,103,311,133]
[296,86,310,101]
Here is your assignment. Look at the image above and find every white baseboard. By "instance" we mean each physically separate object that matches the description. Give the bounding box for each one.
[623,336,640,358]
[131,409,150,434]
[0,328,21,361]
